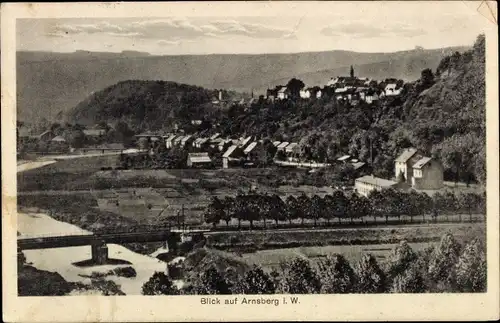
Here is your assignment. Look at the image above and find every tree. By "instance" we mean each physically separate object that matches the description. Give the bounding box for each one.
[455,239,486,292]
[286,78,306,99]
[442,191,458,221]
[404,191,418,223]
[67,129,86,148]
[396,171,406,183]
[222,196,235,226]
[419,68,435,91]
[427,233,462,291]
[348,193,371,224]
[278,258,322,294]
[141,271,179,295]
[191,267,232,295]
[431,192,446,223]
[296,194,312,226]
[457,192,479,222]
[355,254,387,293]
[350,65,355,78]
[246,194,262,230]
[317,254,357,293]
[369,190,391,223]
[331,190,348,224]
[268,194,287,227]
[234,265,276,294]
[204,196,225,228]
[310,195,325,226]
[390,263,425,293]
[285,195,300,225]
[322,194,335,225]
[387,240,417,280]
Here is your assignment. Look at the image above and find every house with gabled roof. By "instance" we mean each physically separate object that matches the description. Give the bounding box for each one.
[165,135,178,149]
[385,83,403,96]
[394,148,423,185]
[411,157,444,190]
[277,86,289,100]
[187,152,212,168]
[180,135,194,148]
[337,155,351,163]
[276,141,289,151]
[173,135,184,146]
[243,141,258,155]
[239,136,253,149]
[222,145,245,169]
[31,130,56,142]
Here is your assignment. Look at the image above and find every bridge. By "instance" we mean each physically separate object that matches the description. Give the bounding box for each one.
[17,227,210,265]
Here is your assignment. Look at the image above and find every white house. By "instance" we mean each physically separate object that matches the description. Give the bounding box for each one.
[394,148,422,185]
[384,84,403,96]
[165,135,177,148]
[277,87,288,100]
[299,88,311,99]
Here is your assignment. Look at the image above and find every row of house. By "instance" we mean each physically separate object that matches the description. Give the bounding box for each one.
[354,147,444,196]
[18,124,108,146]
[266,67,404,105]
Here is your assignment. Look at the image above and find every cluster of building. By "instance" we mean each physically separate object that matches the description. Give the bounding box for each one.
[17,126,129,154]
[210,90,257,108]
[266,66,405,105]
[354,148,444,196]
[134,131,374,173]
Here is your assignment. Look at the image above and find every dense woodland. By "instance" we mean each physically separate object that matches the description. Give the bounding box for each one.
[54,34,486,185]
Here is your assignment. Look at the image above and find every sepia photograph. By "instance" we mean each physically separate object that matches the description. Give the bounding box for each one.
[2,1,499,322]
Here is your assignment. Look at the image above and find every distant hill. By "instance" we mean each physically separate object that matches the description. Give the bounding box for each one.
[67,80,223,130]
[17,46,468,123]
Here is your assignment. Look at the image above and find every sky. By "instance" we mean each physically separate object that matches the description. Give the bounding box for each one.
[16,5,488,55]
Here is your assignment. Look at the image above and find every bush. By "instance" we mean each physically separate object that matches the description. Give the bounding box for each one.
[111,266,137,278]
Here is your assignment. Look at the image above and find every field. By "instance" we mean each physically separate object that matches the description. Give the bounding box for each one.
[18,158,486,229]
[205,222,485,251]
[213,222,485,272]
[242,242,432,272]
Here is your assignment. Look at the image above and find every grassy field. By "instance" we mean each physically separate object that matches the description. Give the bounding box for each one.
[205,223,485,253]
[242,242,433,272]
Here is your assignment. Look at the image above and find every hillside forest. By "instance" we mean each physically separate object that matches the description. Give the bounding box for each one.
[47,34,486,185]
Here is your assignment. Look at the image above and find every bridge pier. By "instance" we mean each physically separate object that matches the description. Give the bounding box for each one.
[91,240,108,265]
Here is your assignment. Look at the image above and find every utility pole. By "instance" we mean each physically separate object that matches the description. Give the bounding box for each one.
[370,137,374,170]
[182,203,185,232]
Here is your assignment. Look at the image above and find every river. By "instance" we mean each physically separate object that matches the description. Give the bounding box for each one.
[18,209,169,295]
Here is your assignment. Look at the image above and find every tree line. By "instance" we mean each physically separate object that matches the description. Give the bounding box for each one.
[141,233,486,295]
[203,189,486,229]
